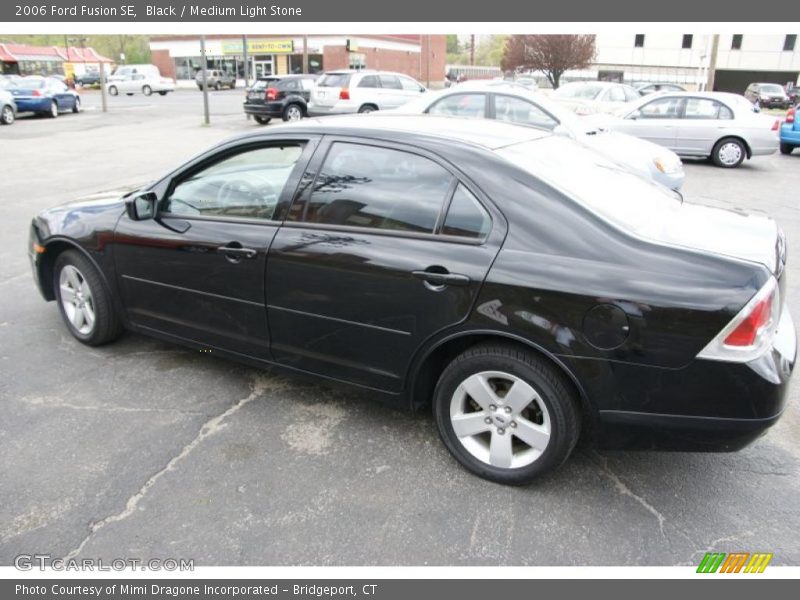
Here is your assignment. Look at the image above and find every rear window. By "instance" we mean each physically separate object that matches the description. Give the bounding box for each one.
[251,78,280,91]
[555,83,604,100]
[317,73,352,88]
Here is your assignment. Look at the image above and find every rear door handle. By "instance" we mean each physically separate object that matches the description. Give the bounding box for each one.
[412,269,471,287]
[217,244,257,260]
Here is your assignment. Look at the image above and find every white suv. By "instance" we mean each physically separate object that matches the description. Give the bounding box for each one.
[106,64,176,97]
[308,70,426,116]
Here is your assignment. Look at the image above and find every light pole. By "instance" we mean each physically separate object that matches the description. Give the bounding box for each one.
[200,35,210,125]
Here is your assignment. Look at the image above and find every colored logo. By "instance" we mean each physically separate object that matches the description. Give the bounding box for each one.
[697,552,773,573]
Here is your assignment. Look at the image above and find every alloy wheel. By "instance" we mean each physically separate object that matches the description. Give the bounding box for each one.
[51,101,59,118]
[59,265,96,335]
[449,370,551,469]
[1,105,13,124]
[286,105,302,121]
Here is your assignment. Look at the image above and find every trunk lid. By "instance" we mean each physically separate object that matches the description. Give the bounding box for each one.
[313,72,351,106]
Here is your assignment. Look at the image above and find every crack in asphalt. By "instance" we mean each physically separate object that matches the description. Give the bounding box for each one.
[61,374,273,561]
[590,451,667,539]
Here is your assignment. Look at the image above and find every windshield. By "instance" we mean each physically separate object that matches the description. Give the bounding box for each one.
[555,83,603,100]
[496,137,681,236]
[760,84,784,94]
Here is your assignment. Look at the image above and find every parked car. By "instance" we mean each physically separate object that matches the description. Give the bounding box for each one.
[786,85,799,105]
[8,76,80,117]
[196,69,236,90]
[744,82,792,109]
[244,74,317,124]
[29,115,794,485]
[106,64,175,96]
[635,82,686,95]
[603,92,779,168]
[552,81,641,115]
[308,69,426,116]
[74,71,104,86]
[779,105,800,154]
[0,88,16,124]
[397,81,684,189]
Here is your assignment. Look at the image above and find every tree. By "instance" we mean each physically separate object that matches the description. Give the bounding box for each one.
[474,35,508,66]
[501,35,596,88]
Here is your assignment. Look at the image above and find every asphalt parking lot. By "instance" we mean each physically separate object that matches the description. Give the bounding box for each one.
[1,89,799,566]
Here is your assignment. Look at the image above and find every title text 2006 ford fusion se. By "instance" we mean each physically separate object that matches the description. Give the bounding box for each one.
[29,116,796,484]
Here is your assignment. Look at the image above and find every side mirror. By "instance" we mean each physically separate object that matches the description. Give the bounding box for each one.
[553,124,574,139]
[126,191,157,221]
[627,109,641,120]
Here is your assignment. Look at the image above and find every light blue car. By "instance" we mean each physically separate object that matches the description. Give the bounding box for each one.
[780,105,800,155]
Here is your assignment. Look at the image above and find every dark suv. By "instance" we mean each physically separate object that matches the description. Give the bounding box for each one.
[243,74,317,124]
[744,82,792,109]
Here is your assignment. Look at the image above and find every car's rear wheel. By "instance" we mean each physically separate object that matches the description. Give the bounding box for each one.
[433,343,580,485]
[253,115,271,125]
[780,143,794,155]
[54,250,123,346]
[142,85,152,96]
[108,85,118,96]
[158,91,168,96]
[72,97,81,113]
[283,103,303,122]
[358,104,378,114]
[712,137,746,168]
[49,101,59,118]
[214,81,221,91]
[0,104,14,125]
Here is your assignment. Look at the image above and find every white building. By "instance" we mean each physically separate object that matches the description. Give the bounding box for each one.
[565,33,800,92]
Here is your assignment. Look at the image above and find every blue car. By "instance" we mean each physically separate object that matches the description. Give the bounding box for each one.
[9,76,81,118]
[780,105,799,154]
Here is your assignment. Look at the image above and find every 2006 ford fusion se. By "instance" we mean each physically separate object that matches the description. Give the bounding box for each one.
[29,115,795,484]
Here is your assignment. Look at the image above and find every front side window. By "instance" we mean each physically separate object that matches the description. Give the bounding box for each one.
[399,76,424,92]
[428,93,486,118]
[300,142,454,234]
[684,98,732,120]
[637,96,683,119]
[442,184,491,239]
[162,145,305,220]
[494,95,558,130]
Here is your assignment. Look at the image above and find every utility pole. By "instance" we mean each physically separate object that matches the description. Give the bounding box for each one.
[242,35,249,88]
[99,60,107,113]
[706,34,720,92]
[425,34,431,88]
[303,35,309,74]
[200,35,210,125]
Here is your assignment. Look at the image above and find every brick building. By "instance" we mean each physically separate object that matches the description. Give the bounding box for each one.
[149,34,446,86]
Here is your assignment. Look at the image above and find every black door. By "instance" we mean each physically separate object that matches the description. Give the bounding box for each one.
[113,139,316,358]
[266,138,506,392]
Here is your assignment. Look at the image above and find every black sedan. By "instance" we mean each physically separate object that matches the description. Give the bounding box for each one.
[243,74,317,124]
[28,116,796,485]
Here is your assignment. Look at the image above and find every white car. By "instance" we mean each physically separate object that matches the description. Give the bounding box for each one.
[106,64,175,97]
[553,81,641,115]
[308,69,427,116]
[597,91,780,168]
[396,81,685,189]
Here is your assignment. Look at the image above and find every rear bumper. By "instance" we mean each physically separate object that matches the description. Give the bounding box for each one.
[780,124,800,145]
[243,102,284,118]
[759,99,791,108]
[307,102,359,117]
[566,306,796,451]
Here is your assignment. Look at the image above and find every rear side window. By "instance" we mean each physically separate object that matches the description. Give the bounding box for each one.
[378,75,403,90]
[494,95,558,130]
[278,79,300,91]
[317,73,351,87]
[399,76,424,92]
[299,142,454,234]
[684,98,733,120]
[442,184,491,239]
[357,75,380,88]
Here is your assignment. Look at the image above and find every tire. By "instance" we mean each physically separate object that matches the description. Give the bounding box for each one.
[142,85,152,96]
[158,91,168,96]
[0,104,14,125]
[53,250,123,346]
[214,81,221,91]
[282,103,304,122]
[108,85,118,96]
[711,137,746,168]
[48,101,59,118]
[358,104,378,114]
[72,97,81,113]
[253,115,271,125]
[433,343,580,485]
[780,143,794,155]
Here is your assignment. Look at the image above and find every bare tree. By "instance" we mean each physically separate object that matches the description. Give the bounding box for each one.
[501,35,596,89]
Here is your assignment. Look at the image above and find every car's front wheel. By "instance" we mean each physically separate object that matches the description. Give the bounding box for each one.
[54,250,123,346]
[712,137,746,168]
[434,343,580,485]
[72,97,81,113]
[142,85,152,96]
[158,91,168,96]
[48,101,59,118]
[108,85,118,96]
[0,104,14,125]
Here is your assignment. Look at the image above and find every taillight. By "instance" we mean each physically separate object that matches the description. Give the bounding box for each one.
[32,90,42,97]
[771,119,780,131]
[339,88,350,100]
[697,277,781,362]
[787,108,796,123]
[265,87,278,101]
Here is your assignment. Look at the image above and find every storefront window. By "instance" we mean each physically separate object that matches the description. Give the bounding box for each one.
[288,54,324,74]
[348,53,366,70]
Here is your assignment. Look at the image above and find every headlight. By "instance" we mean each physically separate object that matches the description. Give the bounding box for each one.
[653,156,682,175]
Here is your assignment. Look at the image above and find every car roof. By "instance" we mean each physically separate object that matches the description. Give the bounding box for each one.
[233,114,552,150]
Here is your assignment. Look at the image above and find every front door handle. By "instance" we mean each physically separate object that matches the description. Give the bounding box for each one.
[412,268,471,288]
[217,244,257,261]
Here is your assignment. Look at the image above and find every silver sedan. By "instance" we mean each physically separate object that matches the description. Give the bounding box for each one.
[600,91,780,168]
[396,81,685,189]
